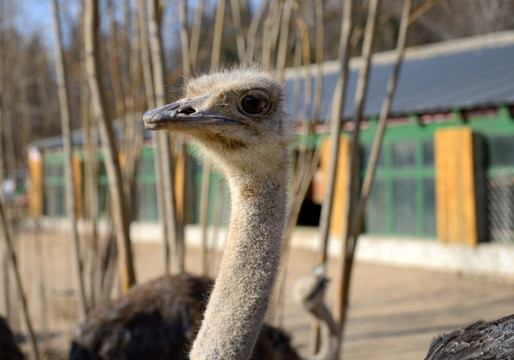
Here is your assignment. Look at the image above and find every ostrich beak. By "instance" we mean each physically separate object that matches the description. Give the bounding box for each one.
[143,93,244,130]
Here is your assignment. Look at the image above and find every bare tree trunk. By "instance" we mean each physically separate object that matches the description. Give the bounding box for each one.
[179,0,191,74]
[334,1,382,359]
[245,1,267,61]
[309,0,355,355]
[84,0,136,292]
[354,0,412,254]
[189,0,205,68]
[262,0,283,68]
[198,0,230,275]
[106,1,127,119]
[82,89,102,305]
[0,196,39,360]
[338,2,412,351]
[317,0,354,272]
[230,0,246,61]
[147,0,184,274]
[51,0,88,318]
[313,0,324,124]
[139,0,171,274]
[2,39,17,180]
[211,0,226,70]
[275,0,292,75]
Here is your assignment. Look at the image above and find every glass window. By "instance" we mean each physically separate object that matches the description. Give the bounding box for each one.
[98,161,107,176]
[423,140,434,166]
[424,178,436,236]
[394,179,417,234]
[393,141,416,168]
[488,136,514,166]
[98,184,108,216]
[137,156,155,176]
[44,184,65,216]
[361,144,385,171]
[365,179,388,234]
[135,183,158,221]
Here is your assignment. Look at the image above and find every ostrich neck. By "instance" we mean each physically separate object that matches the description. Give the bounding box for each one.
[190,164,288,360]
[307,303,340,360]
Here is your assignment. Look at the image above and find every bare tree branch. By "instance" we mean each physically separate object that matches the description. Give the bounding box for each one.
[51,0,88,318]
[0,196,39,360]
[84,0,137,292]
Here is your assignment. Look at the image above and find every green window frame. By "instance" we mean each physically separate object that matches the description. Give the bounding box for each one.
[43,153,66,217]
[360,117,438,238]
[467,106,514,243]
[134,147,159,221]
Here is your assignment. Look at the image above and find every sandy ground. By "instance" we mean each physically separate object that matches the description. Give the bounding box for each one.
[2,226,514,360]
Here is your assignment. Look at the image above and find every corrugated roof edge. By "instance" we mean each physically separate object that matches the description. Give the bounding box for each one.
[285,30,514,77]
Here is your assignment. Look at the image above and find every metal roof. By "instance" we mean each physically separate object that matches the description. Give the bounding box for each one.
[284,31,514,121]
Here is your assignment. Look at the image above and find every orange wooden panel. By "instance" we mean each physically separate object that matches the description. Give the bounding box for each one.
[28,157,43,218]
[320,136,350,237]
[434,127,478,246]
[72,155,83,219]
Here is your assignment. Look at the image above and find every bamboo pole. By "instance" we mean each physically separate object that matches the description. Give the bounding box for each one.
[313,0,324,124]
[334,1,382,359]
[147,0,184,274]
[50,0,88,318]
[178,0,193,276]
[198,0,229,276]
[189,0,205,68]
[316,0,354,272]
[179,0,191,75]
[338,1,413,342]
[353,0,412,256]
[230,0,246,61]
[138,0,171,274]
[271,0,327,327]
[84,0,137,292]
[245,1,267,61]
[0,196,39,360]
[276,0,292,74]
[211,0,226,71]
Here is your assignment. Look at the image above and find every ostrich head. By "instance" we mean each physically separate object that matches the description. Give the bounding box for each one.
[143,67,291,178]
[293,266,329,313]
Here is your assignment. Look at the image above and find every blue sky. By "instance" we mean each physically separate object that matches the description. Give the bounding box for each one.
[9,0,82,49]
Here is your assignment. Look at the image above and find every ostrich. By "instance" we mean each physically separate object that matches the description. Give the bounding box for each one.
[70,67,339,360]
[69,271,337,360]
[144,67,293,360]
[424,314,514,360]
[0,316,24,360]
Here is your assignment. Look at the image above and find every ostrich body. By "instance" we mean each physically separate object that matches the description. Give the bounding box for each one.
[69,271,337,360]
[143,67,291,359]
[0,316,24,360]
[425,314,514,360]
[69,274,301,360]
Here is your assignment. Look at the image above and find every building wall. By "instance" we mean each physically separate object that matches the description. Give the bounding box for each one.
[32,106,514,245]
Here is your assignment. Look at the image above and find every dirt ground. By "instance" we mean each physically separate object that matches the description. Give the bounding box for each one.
[3,227,514,360]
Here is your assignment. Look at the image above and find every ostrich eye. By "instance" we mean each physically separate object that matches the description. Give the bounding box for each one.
[241,95,267,115]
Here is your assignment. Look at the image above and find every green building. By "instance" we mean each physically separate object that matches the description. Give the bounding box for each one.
[30,32,514,271]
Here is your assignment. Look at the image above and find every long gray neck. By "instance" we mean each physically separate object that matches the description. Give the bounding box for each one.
[307,303,340,360]
[189,166,288,360]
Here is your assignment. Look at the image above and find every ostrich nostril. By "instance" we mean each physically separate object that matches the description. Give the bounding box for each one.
[178,107,196,115]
